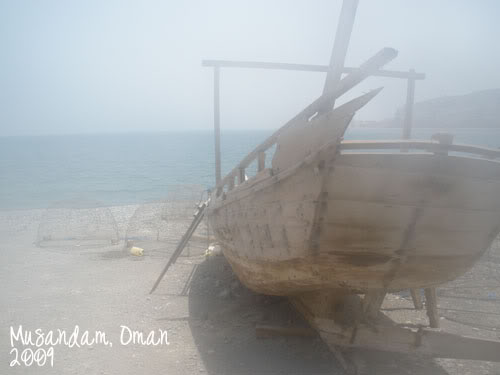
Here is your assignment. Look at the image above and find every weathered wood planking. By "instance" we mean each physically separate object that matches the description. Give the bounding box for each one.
[329,159,500,211]
[209,147,500,295]
[272,88,380,173]
[290,290,500,362]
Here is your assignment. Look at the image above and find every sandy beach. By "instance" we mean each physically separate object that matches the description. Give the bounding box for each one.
[1,204,499,375]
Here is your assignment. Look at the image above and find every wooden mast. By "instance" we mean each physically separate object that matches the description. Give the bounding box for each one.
[323,0,359,104]
[309,0,359,253]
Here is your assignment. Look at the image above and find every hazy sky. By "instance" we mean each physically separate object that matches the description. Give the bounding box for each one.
[1,0,499,136]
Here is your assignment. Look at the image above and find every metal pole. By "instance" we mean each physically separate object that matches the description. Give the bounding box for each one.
[403,68,416,139]
[214,66,221,184]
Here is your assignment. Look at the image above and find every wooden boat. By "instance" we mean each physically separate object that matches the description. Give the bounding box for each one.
[203,46,500,362]
[207,50,500,297]
[201,6,500,364]
[153,0,500,365]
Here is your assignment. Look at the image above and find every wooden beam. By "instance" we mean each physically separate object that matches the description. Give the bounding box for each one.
[257,151,266,172]
[318,320,500,362]
[342,66,425,80]
[201,60,425,80]
[255,324,317,339]
[150,199,209,294]
[340,139,500,159]
[228,175,235,191]
[292,291,500,362]
[323,0,359,96]
[410,288,423,310]
[238,168,245,184]
[362,290,386,320]
[424,287,440,328]
[213,67,222,185]
[402,68,416,139]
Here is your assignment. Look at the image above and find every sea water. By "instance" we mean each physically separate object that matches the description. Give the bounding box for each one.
[1,128,499,210]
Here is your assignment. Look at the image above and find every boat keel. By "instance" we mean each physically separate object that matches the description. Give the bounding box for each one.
[290,290,500,363]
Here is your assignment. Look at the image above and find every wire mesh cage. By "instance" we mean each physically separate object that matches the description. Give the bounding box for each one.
[36,200,119,249]
[125,184,210,257]
[124,200,169,256]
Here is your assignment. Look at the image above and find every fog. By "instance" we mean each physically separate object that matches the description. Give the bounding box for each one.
[1,0,499,136]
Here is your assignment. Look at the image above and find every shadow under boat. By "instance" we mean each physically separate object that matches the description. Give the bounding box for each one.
[186,255,449,375]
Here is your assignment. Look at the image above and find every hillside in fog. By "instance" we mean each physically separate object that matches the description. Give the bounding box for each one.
[360,89,500,128]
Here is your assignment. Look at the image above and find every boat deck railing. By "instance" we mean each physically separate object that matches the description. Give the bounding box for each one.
[340,139,500,159]
[214,137,500,198]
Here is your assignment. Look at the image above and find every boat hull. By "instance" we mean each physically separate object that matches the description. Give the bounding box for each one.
[209,151,500,295]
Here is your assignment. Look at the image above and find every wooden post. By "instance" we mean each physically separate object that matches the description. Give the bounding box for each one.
[228,175,235,191]
[257,152,266,172]
[323,0,359,99]
[214,66,222,185]
[402,68,416,139]
[424,287,440,328]
[410,288,423,310]
[238,168,245,184]
[363,290,386,320]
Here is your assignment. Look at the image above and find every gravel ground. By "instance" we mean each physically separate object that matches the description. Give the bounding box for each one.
[0,205,498,374]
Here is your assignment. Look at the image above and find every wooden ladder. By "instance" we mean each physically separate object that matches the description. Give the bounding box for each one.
[150,198,209,294]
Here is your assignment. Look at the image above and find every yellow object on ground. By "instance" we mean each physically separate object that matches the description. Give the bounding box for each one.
[130,246,144,256]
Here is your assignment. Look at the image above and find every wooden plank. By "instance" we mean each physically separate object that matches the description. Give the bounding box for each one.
[343,66,425,80]
[257,152,266,172]
[424,287,439,328]
[318,322,500,362]
[320,200,500,256]
[255,324,317,339]
[323,0,359,96]
[363,290,386,320]
[228,175,235,191]
[221,241,479,294]
[325,199,500,231]
[320,228,494,259]
[327,162,500,211]
[336,152,500,181]
[271,107,350,172]
[340,139,500,159]
[201,60,426,80]
[410,288,423,310]
[150,199,209,293]
[292,291,500,362]
[238,168,246,184]
[271,88,381,172]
